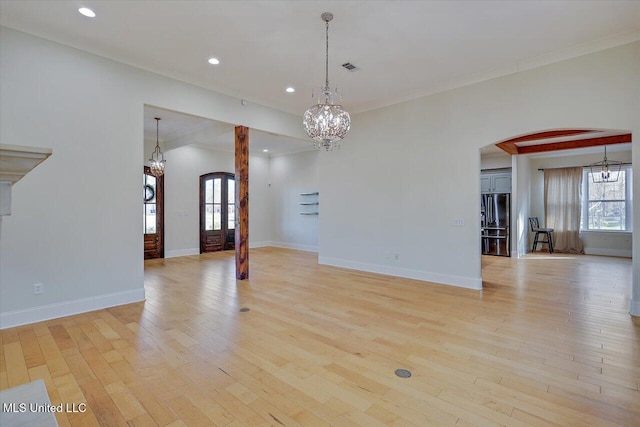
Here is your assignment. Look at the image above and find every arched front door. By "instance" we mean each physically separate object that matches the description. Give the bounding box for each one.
[200,172,235,253]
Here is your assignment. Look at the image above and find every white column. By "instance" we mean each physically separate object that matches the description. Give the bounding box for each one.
[631,132,639,317]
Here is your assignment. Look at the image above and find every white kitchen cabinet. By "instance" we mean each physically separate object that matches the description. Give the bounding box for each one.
[481,172,511,193]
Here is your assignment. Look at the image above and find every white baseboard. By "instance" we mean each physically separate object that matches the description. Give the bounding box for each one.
[249,241,272,249]
[631,299,640,317]
[583,248,632,258]
[165,243,319,256]
[0,288,145,330]
[266,241,319,253]
[165,248,199,258]
[318,256,482,290]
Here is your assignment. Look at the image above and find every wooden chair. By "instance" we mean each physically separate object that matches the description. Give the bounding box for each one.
[529,217,554,253]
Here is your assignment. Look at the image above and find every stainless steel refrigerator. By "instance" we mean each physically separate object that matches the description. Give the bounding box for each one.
[481,193,510,257]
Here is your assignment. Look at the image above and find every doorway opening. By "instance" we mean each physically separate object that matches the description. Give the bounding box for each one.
[480,128,633,287]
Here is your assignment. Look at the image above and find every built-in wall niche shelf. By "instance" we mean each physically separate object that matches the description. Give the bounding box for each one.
[299,191,319,215]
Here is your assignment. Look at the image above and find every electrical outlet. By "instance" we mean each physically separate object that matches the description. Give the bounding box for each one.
[33,283,43,295]
[452,218,465,226]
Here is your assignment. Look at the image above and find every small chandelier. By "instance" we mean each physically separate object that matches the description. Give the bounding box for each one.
[589,145,621,183]
[303,12,351,151]
[149,117,166,177]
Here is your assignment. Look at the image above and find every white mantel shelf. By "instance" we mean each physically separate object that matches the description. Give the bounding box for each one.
[0,143,52,184]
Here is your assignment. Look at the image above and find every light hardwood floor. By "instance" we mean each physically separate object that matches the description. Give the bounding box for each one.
[1,248,639,426]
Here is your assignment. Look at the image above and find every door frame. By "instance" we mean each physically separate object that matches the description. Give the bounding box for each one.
[199,172,235,253]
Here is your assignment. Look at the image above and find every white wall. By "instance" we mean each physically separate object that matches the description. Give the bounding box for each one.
[248,154,273,247]
[0,27,304,328]
[529,149,633,257]
[481,152,512,170]
[269,151,319,252]
[320,42,640,296]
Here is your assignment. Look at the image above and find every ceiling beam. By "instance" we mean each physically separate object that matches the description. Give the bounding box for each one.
[516,133,632,154]
[498,129,599,145]
[495,142,518,154]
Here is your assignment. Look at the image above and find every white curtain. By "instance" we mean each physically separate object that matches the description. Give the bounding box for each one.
[544,167,584,254]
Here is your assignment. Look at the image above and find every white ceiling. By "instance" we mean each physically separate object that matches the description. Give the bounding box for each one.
[3,1,638,154]
[2,1,639,116]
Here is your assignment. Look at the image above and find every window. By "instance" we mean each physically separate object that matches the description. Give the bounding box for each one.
[581,165,632,232]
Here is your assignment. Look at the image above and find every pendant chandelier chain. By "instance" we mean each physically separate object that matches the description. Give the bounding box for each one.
[324,18,329,90]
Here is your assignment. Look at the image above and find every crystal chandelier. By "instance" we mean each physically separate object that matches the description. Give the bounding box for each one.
[589,145,621,183]
[149,117,166,177]
[303,12,351,151]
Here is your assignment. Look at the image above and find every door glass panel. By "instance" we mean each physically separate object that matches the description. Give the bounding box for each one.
[146,175,156,190]
[228,204,235,230]
[214,204,222,230]
[145,204,157,233]
[205,179,213,203]
[228,179,235,204]
[214,178,222,203]
[205,205,213,230]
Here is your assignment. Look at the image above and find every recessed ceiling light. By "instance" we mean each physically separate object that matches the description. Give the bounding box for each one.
[208,57,220,65]
[286,87,295,93]
[262,149,269,153]
[78,7,96,18]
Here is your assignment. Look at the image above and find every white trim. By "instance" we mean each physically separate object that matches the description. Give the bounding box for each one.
[583,248,632,258]
[630,299,640,317]
[265,241,319,253]
[0,288,145,330]
[165,248,199,258]
[318,256,482,290]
